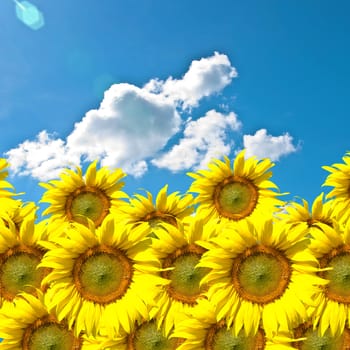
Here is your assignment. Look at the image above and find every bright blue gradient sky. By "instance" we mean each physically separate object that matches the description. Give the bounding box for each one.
[1,0,349,210]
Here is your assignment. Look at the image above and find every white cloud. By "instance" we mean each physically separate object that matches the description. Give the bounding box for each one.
[7,84,180,180]
[7,52,237,181]
[145,52,237,108]
[5,52,298,182]
[243,129,298,161]
[66,83,181,176]
[6,131,80,181]
[152,110,241,171]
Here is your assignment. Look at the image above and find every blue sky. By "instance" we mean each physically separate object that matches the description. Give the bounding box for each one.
[1,0,350,210]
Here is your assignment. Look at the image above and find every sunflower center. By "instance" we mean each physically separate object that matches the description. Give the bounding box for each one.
[73,245,133,304]
[128,322,181,350]
[293,323,350,349]
[232,245,291,304]
[23,316,81,350]
[161,244,208,305]
[319,246,350,303]
[0,245,45,301]
[214,176,258,220]
[205,322,265,350]
[65,186,110,226]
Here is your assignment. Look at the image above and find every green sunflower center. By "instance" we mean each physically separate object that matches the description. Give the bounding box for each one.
[214,176,258,220]
[2,254,41,294]
[293,326,350,350]
[0,247,45,300]
[66,186,110,226]
[129,322,180,350]
[162,245,208,304]
[232,246,291,304]
[28,324,76,350]
[22,316,82,350]
[324,253,350,303]
[213,329,260,350]
[74,246,133,304]
[300,331,341,350]
[240,253,283,295]
[170,254,207,297]
[80,253,123,296]
[205,324,265,350]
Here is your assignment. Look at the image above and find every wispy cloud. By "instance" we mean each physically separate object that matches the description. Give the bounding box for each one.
[243,128,299,161]
[5,52,300,181]
[145,52,237,109]
[6,52,237,180]
[5,131,79,181]
[152,110,241,171]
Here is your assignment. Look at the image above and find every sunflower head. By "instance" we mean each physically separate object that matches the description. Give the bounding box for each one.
[99,312,184,350]
[197,218,328,337]
[118,185,194,235]
[319,245,350,304]
[0,215,49,305]
[322,152,350,224]
[127,320,183,350]
[148,218,214,336]
[0,292,82,349]
[231,244,291,304]
[173,299,268,350]
[205,323,266,350]
[293,321,350,349]
[39,217,167,337]
[72,244,134,305]
[174,299,298,350]
[187,150,285,223]
[161,243,208,305]
[40,161,128,227]
[276,193,336,238]
[0,198,37,230]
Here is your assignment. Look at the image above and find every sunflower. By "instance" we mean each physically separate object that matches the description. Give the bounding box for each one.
[196,218,328,338]
[187,150,285,224]
[0,291,100,349]
[119,185,194,233]
[292,321,350,349]
[100,314,184,350]
[275,193,336,236]
[40,161,128,227]
[148,216,216,336]
[0,213,49,307]
[308,222,350,337]
[127,321,184,350]
[172,299,295,350]
[0,198,37,229]
[322,152,350,224]
[0,159,16,198]
[39,216,168,337]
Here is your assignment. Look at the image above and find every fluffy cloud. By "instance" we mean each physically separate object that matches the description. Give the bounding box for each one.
[6,131,79,181]
[145,52,237,108]
[152,110,241,171]
[6,52,237,180]
[243,128,298,161]
[66,83,181,176]
[7,84,180,179]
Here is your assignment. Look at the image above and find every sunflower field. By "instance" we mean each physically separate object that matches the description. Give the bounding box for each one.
[0,151,350,349]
